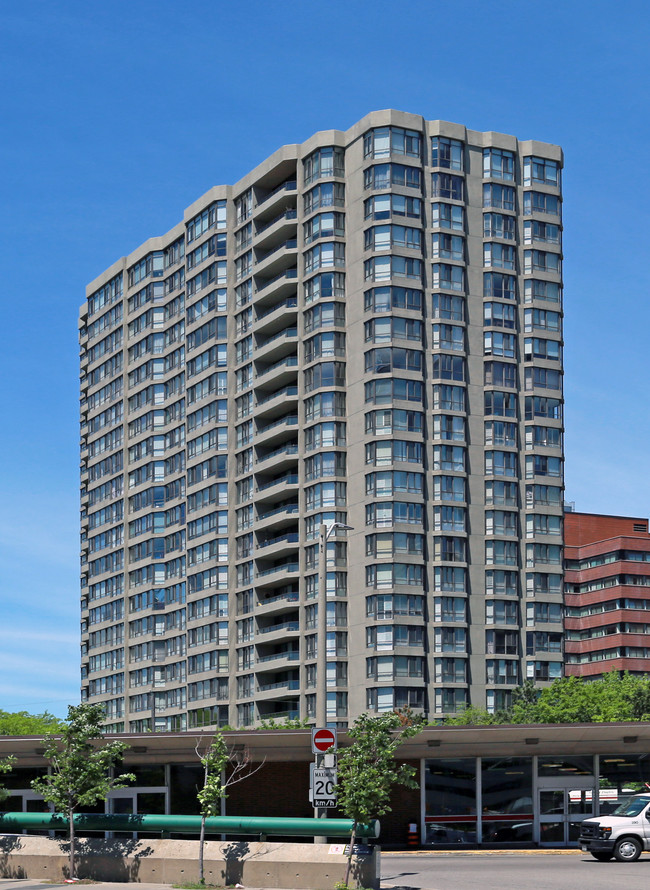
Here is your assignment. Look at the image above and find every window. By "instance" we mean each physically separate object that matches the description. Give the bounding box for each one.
[364,286,422,312]
[526,513,562,537]
[433,293,465,321]
[524,156,560,187]
[485,480,518,506]
[365,194,421,219]
[432,323,464,351]
[365,502,423,527]
[433,384,465,412]
[365,224,422,251]
[433,505,466,532]
[484,331,516,357]
[434,626,467,652]
[364,126,421,158]
[484,302,516,328]
[524,308,561,332]
[485,450,518,477]
[304,271,345,303]
[431,136,463,170]
[483,148,515,181]
[431,173,463,200]
[524,337,561,362]
[433,444,465,472]
[524,191,561,216]
[304,242,345,272]
[365,316,422,343]
[524,220,561,245]
[525,425,562,449]
[484,213,516,240]
[433,414,465,441]
[433,355,465,381]
[486,540,519,567]
[304,212,345,243]
[304,182,345,214]
[365,408,423,435]
[484,243,516,270]
[365,255,422,281]
[431,202,464,231]
[433,476,466,503]
[434,658,466,684]
[524,279,562,304]
[484,272,516,300]
[525,454,562,479]
[486,659,519,685]
[364,347,422,373]
[304,147,345,184]
[434,565,466,591]
[483,183,515,210]
[484,421,517,447]
[364,378,423,404]
[432,233,464,260]
[524,249,561,274]
[484,361,517,388]
[365,164,422,191]
[486,570,518,596]
[432,263,464,291]
[485,510,518,536]
[524,367,562,391]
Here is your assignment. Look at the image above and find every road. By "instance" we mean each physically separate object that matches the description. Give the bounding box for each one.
[381,852,650,890]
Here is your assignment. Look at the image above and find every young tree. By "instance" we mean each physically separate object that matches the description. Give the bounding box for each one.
[195,733,265,884]
[31,703,134,880]
[335,712,420,888]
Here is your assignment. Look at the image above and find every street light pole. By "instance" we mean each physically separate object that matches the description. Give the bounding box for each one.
[316,521,353,729]
[314,520,352,840]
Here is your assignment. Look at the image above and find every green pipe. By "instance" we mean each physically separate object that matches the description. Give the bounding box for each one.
[0,812,379,839]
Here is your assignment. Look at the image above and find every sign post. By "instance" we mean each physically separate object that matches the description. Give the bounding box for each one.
[311,727,337,840]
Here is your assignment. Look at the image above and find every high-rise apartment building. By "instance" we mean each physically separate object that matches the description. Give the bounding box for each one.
[79,110,564,731]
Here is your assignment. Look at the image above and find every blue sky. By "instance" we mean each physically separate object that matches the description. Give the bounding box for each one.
[1,0,649,716]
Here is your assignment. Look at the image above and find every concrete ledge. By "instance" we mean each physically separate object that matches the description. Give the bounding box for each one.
[0,835,379,889]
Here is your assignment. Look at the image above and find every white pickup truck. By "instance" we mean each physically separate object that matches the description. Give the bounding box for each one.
[579,793,650,861]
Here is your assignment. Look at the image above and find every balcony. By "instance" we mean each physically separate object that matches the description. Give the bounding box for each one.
[255,414,298,448]
[256,502,299,533]
[254,296,298,338]
[254,326,298,363]
[256,531,300,561]
[254,179,297,223]
[255,385,298,421]
[255,210,298,250]
[254,354,298,388]
[255,588,299,616]
[254,239,298,280]
[256,442,298,474]
[254,268,298,303]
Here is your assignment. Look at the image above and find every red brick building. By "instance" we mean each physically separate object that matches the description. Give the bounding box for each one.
[564,512,650,677]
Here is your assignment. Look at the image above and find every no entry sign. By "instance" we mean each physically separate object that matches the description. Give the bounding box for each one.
[312,727,337,753]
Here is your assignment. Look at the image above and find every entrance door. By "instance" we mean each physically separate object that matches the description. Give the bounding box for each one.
[538,786,594,846]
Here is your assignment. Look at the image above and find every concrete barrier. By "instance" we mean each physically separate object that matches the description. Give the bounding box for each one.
[0,834,379,889]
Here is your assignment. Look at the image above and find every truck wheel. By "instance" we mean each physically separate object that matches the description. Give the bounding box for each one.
[614,837,642,862]
[591,852,613,861]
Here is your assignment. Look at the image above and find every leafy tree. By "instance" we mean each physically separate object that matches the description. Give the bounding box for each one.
[195,733,264,884]
[0,710,64,736]
[335,713,420,887]
[444,672,650,726]
[0,756,16,804]
[31,703,134,880]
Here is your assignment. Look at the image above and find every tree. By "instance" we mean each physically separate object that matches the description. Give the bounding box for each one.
[444,672,650,726]
[335,713,420,888]
[31,703,134,880]
[0,710,63,736]
[0,755,16,804]
[195,733,265,884]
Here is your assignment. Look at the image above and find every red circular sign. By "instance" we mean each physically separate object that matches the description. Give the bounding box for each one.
[313,729,336,751]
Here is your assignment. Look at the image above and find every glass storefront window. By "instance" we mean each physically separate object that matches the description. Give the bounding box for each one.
[482,757,533,843]
[599,754,650,814]
[425,758,476,844]
[538,756,594,777]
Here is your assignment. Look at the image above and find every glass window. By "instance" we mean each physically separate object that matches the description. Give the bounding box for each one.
[431,137,463,170]
[425,759,477,843]
[524,156,561,187]
[483,148,515,181]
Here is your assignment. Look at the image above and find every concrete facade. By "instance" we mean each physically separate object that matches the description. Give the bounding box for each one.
[79,109,564,731]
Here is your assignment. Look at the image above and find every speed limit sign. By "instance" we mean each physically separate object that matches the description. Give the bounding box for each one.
[309,765,337,807]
